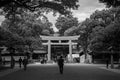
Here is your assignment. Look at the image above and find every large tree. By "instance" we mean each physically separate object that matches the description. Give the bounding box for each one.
[55,15,79,36]
[0,0,79,16]
[77,18,103,62]
[0,27,25,66]
[1,11,52,49]
[87,7,120,67]
[0,0,79,66]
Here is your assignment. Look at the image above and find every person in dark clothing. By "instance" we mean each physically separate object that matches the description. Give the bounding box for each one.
[18,57,22,68]
[57,56,64,74]
[11,57,15,69]
[23,57,28,71]
[106,58,109,68]
[2,57,6,65]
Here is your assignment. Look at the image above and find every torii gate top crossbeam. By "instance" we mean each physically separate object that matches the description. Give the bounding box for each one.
[40,35,80,40]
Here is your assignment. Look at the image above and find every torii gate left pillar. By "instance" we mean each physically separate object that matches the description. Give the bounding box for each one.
[47,40,51,62]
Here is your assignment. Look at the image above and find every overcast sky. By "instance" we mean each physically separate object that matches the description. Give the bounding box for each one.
[73,0,105,21]
[0,0,106,31]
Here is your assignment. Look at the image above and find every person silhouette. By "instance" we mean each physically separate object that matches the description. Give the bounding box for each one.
[2,57,6,65]
[19,57,22,68]
[57,56,64,74]
[11,57,15,69]
[23,57,28,71]
[106,57,109,69]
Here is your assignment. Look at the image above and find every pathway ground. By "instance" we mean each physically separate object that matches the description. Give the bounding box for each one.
[0,63,120,80]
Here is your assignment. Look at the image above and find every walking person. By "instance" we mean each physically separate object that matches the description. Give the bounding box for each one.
[106,57,109,69]
[57,56,64,74]
[11,57,15,69]
[18,57,22,68]
[2,57,6,65]
[44,57,47,64]
[23,57,28,71]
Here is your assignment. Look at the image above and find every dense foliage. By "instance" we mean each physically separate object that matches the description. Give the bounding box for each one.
[99,0,120,7]
[55,15,79,36]
[0,0,79,16]
[75,7,120,64]
[0,11,54,51]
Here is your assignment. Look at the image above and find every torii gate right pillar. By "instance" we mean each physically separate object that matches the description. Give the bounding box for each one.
[68,40,73,62]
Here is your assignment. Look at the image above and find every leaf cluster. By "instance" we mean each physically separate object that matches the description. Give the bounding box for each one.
[99,0,120,8]
[0,0,79,16]
[55,15,79,36]
[77,7,120,54]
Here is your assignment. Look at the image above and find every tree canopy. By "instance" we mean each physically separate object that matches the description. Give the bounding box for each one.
[99,0,120,8]
[76,7,120,57]
[0,0,79,15]
[0,10,55,52]
[55,15,79,36]
[0,0,80,54]
[0,27,25,47]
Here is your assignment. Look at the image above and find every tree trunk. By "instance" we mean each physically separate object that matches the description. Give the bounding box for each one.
[9,47,15,69]
[118,58,120,67]
[79,53,81,63]
[92,55,94,63]
[10,54,13,68]
[84,49,88,63]
[0,50,2,67]
[118,54,120,67]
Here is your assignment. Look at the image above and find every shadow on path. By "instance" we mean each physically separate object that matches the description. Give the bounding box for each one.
[0,64,120,80]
